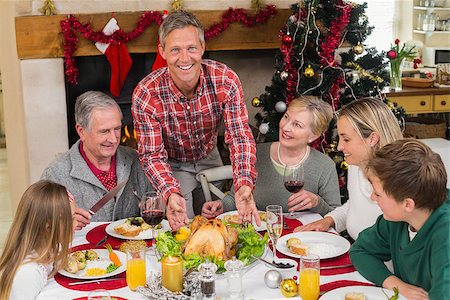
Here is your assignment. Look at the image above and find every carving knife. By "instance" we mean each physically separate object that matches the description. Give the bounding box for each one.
[88,180,127,215]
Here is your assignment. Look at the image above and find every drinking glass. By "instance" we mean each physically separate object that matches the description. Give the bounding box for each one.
[266,205,283,263]
[283,164,305,217]
[299,254,320,300]
[87,289,111,300]
[140,191,165,250]
[126,245,146,291]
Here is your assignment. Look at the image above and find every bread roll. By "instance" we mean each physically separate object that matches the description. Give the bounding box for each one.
[345,292,366,300]
[114,222,141,237]
[287,237,309,256]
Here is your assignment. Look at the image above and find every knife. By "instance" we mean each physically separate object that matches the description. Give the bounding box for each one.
[68,277,123,286]
[320,263,353,270]
[88,180,127,215]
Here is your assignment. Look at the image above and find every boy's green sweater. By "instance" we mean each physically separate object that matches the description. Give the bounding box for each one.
[350,190,450,300]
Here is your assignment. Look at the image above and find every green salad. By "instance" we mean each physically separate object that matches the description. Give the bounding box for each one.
[155,223,269,272]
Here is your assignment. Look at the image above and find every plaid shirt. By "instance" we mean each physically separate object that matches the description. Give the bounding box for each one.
[132,60,257,202]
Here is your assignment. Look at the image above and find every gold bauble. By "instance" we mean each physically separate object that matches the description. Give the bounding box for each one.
[304,65,314,78]
[252,97,261,107]
[353,43,364,55]
[280,279,298,297]
[341,160,349,171]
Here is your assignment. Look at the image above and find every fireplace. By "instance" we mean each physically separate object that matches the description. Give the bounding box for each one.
[65,53,156,146]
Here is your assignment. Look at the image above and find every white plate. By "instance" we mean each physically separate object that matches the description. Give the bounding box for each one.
[277,232,350,259]
[58,249,126,280]
[320,285,407,300]
[216,210,267,231]
[105,218,171,240]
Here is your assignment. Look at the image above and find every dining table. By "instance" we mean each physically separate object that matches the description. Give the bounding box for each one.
[37,211,374,300]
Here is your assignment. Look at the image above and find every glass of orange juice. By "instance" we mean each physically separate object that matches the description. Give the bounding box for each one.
[299,254,320,300]
[126,245,146,291]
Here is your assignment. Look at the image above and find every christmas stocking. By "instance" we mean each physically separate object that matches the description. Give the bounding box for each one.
[151,11,168,72]
[95,18,132,97]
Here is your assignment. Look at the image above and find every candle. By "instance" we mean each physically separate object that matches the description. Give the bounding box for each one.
[161,255,183,292]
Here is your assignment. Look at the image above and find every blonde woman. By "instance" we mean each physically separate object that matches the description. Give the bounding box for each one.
[203,96,341,217]
[295,98,403,240]
[0,180,76,299]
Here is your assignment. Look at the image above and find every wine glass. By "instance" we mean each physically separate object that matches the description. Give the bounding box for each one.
[140,191,165,254]
[266,205,283,263]
[283,164,305,217]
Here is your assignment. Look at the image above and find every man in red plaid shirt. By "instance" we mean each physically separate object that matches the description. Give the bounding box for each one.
[132,11,259,230]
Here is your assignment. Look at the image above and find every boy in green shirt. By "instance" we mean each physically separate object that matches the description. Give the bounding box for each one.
[350,139,449,300]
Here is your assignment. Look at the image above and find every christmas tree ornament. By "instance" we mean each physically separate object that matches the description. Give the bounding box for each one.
[252,97,262,107]
[95,18,132,97]
[39,0,56,15]
[259,123,270,134]
[283,34,293,44]
[304,65,315,77]
[264,270,282,289]
[280,278,298,297]
[353,43,364,55]
[280,71,289,81]
[275,101,287,113]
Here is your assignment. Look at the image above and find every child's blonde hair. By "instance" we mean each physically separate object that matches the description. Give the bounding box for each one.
[0,180,74,299]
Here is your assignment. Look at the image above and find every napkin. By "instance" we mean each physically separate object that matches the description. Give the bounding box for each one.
[320,280,375,293]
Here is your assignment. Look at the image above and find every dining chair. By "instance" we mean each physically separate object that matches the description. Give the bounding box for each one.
[195,165,233,201]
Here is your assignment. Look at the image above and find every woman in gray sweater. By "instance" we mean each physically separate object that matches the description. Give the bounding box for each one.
[202,96,341,217]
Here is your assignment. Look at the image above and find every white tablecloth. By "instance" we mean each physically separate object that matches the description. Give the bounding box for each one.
[37,212,371,300]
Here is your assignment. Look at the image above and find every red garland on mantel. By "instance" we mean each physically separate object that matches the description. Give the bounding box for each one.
[61,6,277,85]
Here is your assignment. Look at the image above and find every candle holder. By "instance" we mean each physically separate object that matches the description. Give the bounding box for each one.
[162,255,184,293]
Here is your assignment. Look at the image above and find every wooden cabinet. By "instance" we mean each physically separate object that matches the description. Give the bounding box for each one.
[385,87,450,114]
[434,94,450,111]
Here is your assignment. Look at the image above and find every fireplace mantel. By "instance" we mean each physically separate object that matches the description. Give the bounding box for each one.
[15,9,291,59]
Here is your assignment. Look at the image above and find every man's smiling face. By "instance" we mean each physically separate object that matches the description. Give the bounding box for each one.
[159,25,205,97]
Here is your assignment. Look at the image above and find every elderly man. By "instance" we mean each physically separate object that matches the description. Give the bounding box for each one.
[42,91,153,228]
[132,11,259,230]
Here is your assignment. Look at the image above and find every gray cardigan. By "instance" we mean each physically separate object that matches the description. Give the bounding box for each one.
[41,140,153,221]
[223,142,341,216]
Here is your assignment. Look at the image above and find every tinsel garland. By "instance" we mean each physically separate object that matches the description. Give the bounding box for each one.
[61,6,277,84]
[346,62,384,83]
[319,1,351,108]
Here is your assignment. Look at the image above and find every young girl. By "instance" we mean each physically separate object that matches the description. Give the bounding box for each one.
[295,98,403,240]
[0,180,76,299]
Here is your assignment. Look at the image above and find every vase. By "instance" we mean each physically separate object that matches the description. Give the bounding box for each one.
[389,60,403,91]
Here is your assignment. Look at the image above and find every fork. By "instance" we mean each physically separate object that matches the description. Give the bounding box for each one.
[95,235,108,247]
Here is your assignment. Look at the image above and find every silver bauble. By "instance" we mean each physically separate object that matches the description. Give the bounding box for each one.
[275,101,287,113]
[264,269,283,289]
[280,71,289,81]
[259,123,269,134]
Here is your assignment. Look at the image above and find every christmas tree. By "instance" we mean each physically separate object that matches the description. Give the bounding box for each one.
[253,0,393,143]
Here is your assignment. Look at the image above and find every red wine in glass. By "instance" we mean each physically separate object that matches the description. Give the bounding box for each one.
[141,209,164,226]
[284,180,304,193]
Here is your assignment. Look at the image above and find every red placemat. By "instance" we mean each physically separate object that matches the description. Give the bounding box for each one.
[73,296,128,300]
[320,252,355,276]
[320,280,375,293]
[283,217,303,235]
[85,223,153,249]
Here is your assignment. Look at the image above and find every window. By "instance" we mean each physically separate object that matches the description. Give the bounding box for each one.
[355,0,400,51]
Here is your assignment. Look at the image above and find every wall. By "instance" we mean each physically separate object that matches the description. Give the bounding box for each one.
[0,0,415,211]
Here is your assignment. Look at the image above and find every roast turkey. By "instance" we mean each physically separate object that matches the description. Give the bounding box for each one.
[183,216,239,261]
